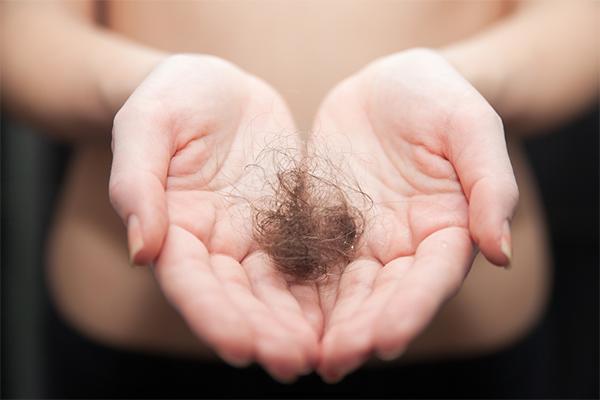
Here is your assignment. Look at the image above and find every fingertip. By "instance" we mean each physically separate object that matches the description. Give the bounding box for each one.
[260,347,310,384]
[474,217,513,268]
[501,219,513,268]
[375,345,406,361]
[468,177,517,267]
[318,353,366,384]
[204,329,255,374]
[373,319,413,364]
[127,212,167,266]
[120,180,169,266]
[268,370,301,384]
[320,371,345,385]
[316,329,370,385]
[127,214,145,266]
[218,349,254,369]
[316,354,344,384]
[317,361,362,385]
[259,350,304,384]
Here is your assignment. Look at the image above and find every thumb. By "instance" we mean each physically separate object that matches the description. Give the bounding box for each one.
[448,110,519,267]
[109,105,172,266]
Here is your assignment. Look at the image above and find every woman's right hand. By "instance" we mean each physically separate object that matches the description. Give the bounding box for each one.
[109,54,321,382]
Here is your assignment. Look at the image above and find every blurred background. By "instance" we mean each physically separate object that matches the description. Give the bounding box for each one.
[2,119,71,399]
[2,109,598,398]
[522,109,599,398]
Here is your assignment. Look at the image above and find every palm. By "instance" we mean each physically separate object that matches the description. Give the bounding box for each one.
[110,55,321,381]
[312,50,514,381]
[111,51,517,383]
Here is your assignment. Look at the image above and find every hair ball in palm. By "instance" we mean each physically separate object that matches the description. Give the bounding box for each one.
[251,134,371,281]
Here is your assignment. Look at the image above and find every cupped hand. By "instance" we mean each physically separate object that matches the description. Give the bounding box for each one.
[109,54,321,382]
[311,48,519,381]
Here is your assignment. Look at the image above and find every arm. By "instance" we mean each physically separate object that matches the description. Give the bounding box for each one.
[1,0,168,141]
[441,0,599,136]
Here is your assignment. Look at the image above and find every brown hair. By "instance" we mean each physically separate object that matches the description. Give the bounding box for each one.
[249,132,371,281]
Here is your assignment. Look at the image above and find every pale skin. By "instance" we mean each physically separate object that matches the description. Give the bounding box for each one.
[110,55,322,378]
[312,49,519,380]
[109,49,517,381]
[3,0,598,384]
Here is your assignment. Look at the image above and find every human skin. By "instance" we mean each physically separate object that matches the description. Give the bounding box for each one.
[110,54,323,379]
[311,49,517,381]
[111,50,510,382]
[3,0,598,384]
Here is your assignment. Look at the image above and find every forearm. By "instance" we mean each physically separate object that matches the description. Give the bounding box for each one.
[2,1,169,141]
[440,0,599,136]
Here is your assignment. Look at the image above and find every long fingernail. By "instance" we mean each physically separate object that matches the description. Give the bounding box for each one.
[127,214,144,266]
[501,220,513,270]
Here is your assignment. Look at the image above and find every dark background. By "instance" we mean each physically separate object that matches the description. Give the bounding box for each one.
[522,109,599,398]
[2,119,73,399]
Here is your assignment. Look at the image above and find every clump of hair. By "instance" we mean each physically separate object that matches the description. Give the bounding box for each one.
[249,132,371,282]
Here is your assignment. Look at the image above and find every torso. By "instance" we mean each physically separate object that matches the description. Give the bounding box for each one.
[46,0,551,363]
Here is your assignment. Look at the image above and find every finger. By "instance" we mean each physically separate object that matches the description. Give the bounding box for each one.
[153,224,254,366]
[109,102,173,265]
[373,227,475,359]
[242,255,321,375]
[288,283,324,343]
[468,176,517,267]
[211,253,315,382]
[317,257,409,382]
[446,109,519,267]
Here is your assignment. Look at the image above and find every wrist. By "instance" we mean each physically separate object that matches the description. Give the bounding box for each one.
[437,45,508,122]
[92,30,171,124]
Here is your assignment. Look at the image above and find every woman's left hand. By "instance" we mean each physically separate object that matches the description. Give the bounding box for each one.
[311,49,519,382]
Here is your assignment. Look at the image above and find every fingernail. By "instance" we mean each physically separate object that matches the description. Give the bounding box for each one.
[376,345,405,361]
[501,220,513,270]
[127,214,144,266]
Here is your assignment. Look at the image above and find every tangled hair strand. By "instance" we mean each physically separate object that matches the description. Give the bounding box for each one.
[250,132,371,282]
